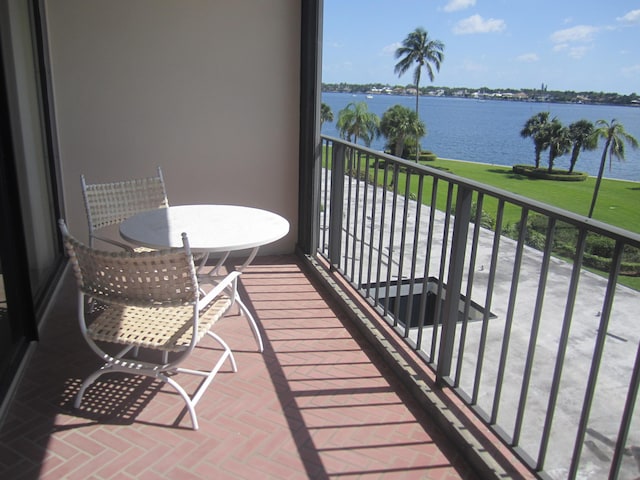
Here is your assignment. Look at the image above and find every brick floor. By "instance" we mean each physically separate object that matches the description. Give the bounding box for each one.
[1,255,493,479]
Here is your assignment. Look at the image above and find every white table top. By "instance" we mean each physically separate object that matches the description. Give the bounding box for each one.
[119,204,289,253]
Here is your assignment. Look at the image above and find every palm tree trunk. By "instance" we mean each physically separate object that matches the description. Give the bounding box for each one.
[569,147,579,173]
[587,138,611,218]
[414,89,420,162]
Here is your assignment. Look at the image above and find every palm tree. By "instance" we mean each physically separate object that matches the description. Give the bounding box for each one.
[520,112,551,168]
[320,103,333,128]
[394,27,444,160]
[567,119,596,173]
[336,101,380,147]
[380,104,426,159]
[394,27,445,115]
[588,119,639,218]
[546,119,571,173]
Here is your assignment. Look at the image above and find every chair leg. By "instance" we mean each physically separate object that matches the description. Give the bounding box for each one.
[172,333,237,429]
[235,296,264,352]
[76,335,236,430]
[76,364,201,430]
[207,331,237,373]
[74,365,113,408]
[161,374,200,430]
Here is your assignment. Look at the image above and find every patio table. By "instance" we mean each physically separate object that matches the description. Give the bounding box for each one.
[120,204,290,351]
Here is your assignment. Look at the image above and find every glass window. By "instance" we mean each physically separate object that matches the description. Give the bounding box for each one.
[1,0,59,301]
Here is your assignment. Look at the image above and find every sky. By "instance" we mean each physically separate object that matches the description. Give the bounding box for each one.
[322,0,640,95]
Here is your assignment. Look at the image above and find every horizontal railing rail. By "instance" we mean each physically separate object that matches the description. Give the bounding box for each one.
[316,135,640,480]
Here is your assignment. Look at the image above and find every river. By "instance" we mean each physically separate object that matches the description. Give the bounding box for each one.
[321,92,640,182]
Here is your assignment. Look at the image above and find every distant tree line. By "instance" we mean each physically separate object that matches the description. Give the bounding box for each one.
[322,82,639,107]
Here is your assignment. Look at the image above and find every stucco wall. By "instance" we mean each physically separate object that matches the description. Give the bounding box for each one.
[45,0,300,254]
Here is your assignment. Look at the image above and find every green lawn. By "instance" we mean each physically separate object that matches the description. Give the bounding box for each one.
[324,146,640,233]
[431,158,640,234]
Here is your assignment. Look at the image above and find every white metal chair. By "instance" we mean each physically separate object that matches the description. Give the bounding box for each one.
[80,167,169,251]
[59,219,238,430]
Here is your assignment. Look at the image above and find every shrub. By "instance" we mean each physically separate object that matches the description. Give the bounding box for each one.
[450,202,495,229]
[470,203,495,229]
[506,213,549,250]
[587,235,616,258]
[512,164,588,182]
[522,222,640,276]
[419,151,438,162]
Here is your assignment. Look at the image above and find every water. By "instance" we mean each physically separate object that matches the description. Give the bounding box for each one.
[321,92,640,182]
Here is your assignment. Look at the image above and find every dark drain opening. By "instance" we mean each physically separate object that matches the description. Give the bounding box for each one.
[364,277,496,328]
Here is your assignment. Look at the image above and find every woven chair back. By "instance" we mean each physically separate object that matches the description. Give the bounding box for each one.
[61,222,198,307]
[81,167,169,232]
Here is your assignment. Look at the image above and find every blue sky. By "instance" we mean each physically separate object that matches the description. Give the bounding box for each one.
[322,0,640,94]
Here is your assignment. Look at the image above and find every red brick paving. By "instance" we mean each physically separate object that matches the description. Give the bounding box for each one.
[1,255,483,479]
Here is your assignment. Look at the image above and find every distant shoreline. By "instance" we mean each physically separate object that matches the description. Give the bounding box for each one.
[322,84,640,108]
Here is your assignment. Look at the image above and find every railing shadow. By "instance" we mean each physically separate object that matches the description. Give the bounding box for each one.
[233,255,482,479]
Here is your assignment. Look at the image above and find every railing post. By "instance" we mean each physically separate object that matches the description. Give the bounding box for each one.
[437,185,472,382]
[328,142,345,268]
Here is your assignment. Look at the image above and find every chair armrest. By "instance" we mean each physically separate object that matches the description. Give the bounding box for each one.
[197,271,242,311]
[90,234,136,252]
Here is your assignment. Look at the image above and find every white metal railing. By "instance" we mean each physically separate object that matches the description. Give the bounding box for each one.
[316,136,640,480]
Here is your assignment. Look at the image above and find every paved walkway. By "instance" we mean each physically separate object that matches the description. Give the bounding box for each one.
[1,256,485,479]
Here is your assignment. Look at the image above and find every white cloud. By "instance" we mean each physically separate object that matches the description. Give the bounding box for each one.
[462,59,488,73]
[381,42,401,55]
[550,25,599,44]
[617,9,640,24]
[621,64,640,74]
[568,46,590,59]
[517,53,539,63]
[443,0,476,13]
[453,14,506,34]
[550,25,598,59]
[552,42,590,59]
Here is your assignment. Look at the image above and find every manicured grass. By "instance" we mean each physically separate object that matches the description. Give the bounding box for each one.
[324,146,640,233]
[432,158,640,234]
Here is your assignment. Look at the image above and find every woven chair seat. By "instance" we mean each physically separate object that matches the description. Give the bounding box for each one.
[88,295,232,352]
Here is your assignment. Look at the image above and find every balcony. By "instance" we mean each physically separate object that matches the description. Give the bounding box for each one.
[0,255,530,479]
[2,133,638,479]
[7,2,619,478]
